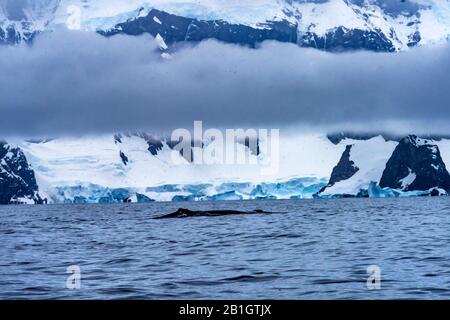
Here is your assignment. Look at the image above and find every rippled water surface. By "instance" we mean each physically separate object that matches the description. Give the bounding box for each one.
[1,198,450,299]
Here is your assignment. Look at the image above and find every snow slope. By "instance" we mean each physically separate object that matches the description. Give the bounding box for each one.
[321,136,398,196]
[413,0,450,46]
[436,139,450,171]
[52,0,289,30]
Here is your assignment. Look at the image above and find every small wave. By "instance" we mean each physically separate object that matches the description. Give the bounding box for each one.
[222,274,280,283]
[103,258,137,265]
[96,287,143,296]
[311,278,362,285]
[176,280,224,286]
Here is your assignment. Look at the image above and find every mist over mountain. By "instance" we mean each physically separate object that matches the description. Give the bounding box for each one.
[1,30,450,137]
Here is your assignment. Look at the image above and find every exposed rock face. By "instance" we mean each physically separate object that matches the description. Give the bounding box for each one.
[119,151,129,166]
[99,9,409,52]
[0,24,36,44]
[325,145,359,188]
[101,9,298,49]
[0,142,41,204]
[137,133,164,156]
[317,145,360,196]
[300,27,395,52]
[380,135,450,192]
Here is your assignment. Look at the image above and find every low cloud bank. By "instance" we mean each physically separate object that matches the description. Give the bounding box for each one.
[1,30,450,137]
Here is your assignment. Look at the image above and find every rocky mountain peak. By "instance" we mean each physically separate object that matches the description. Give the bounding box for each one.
[380,135,450,192]
[0,142,42,204]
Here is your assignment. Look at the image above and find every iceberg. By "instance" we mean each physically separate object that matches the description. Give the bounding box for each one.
[319,181,447,199]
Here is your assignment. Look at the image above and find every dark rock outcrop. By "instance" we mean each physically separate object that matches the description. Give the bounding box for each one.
[300,27,396,52]
[0,142,41,204]
[0,25,36,45]
[322,145,359,192]
[380,135,450,192]
[100,9,298,49]
[119,151,129,166]
[100,9,405,52]
[137,133,165,156]
[408,31,421,47]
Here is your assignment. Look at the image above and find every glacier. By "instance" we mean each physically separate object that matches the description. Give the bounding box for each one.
[48,177,328,204]
[5,132,450,204]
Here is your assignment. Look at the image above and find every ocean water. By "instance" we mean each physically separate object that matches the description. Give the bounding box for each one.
[1,198,450,300]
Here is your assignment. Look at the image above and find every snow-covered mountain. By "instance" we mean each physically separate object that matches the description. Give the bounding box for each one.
[2,132,450,204]
[320,134,450,198]
[0,142,42,204]
[1,0,450,51]
[379,135,450,192]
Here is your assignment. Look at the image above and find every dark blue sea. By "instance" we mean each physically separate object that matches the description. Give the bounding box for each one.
[1,198,450,299]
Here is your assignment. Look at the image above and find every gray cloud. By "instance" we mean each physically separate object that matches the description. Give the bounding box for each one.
[0,29,450,138]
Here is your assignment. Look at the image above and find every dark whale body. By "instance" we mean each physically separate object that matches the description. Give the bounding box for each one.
[154,208,272,219]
